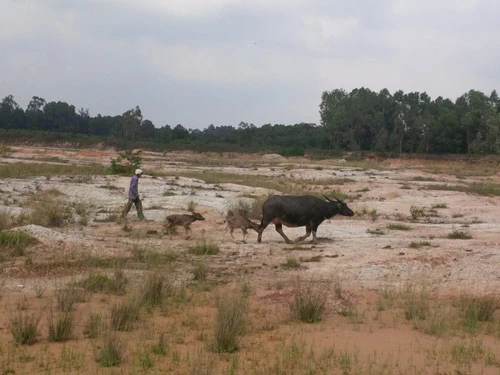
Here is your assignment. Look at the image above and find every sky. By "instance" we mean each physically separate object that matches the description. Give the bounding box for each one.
[1,0,499,130]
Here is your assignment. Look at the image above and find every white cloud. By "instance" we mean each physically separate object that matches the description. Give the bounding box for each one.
[100,0,308,18]
[143,39,311,87]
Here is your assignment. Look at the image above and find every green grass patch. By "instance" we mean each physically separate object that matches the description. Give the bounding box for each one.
[425,182,500,196]
[0,162,108,178]
[282,256,301,269]
[387,223,412,231]
[458,295,497,332]
[367,228,386,235]
[188,241,220,256]
[409,241,432,248]
[77,271,127,295]
[447,230,472,239]
[0,231,37,257]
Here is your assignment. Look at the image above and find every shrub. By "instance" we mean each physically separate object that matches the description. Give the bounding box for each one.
[9,313,40,345]
[29,198,72,227]
[110,149,142,175]
[290,285,326,323]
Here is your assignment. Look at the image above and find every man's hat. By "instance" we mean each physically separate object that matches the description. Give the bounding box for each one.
[135,169,143,175]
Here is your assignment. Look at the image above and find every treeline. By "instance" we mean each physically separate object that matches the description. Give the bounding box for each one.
[321,88,500,154]
[1,88,499,155]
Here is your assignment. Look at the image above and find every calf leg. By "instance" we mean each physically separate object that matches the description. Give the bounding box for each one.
[275,224,292,244]
[164,223,173,239]
[242,228,248,243]
[184,225,191,240]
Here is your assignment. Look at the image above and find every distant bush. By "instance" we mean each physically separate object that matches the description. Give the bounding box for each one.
[110,149,142,175]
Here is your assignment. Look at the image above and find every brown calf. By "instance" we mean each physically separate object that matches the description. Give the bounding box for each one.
[164,212,205,239]
[226,215,260,243]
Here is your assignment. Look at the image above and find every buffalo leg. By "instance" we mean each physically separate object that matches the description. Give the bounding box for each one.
[296,226,312,242]
[275,224,292,244]
[311,230,318,244]
[257,219,270,243]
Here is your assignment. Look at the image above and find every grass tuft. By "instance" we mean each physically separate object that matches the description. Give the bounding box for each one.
[401,284,430,321]
[290,285,326,323]
[48,312,74,342]
[447,230,472,239]
[212,291,247,353]
[111,299,140,331]
[84,312,104,339]
[9,313,40,345]
[140,273,172,308]
[95,333,125,367]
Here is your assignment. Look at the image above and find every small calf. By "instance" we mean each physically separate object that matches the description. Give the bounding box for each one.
[226,215,260,243]
[164,212,205,239]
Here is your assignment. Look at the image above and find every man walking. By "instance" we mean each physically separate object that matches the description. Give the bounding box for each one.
[122,168,145,220]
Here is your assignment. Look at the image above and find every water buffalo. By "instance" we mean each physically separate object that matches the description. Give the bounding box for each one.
[257,195,354,244]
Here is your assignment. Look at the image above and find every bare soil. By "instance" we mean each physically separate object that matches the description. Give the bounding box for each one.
[1,146,500,374]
